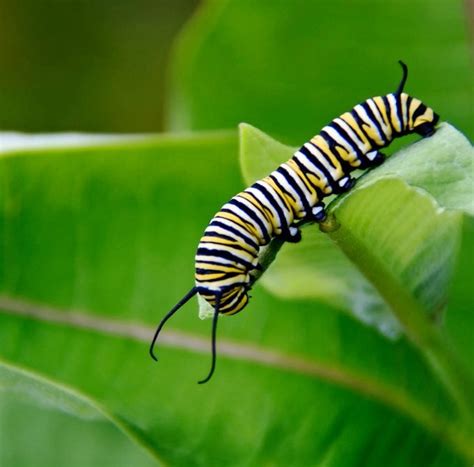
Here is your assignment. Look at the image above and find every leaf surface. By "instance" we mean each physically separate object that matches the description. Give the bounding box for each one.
[0,130,472,466]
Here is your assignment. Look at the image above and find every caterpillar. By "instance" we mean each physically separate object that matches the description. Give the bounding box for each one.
[150,61,439,383]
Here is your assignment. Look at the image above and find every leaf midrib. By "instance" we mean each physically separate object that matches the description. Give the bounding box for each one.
[0,294,470,461]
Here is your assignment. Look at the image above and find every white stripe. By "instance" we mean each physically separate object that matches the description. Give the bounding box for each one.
[281,162,316,205]
[196,254,235,267]
[211,216,256,245]
[221,289,245,311]
[270,170,306,216]
[293,153,332,193]
[235,194,268,221]
[303,142,339,178]
[197,241,255,263]
[400,94,409,130]
[353,104,385,144]
[319,127,356,167]
[196,274,248,290]
[245,187,281,228]
[223,202,267,240]
[254,180,291,223]
[333,117,368,153]
[205,225,258,252]
[366,99,391,141]
[294,151,331,184]
[373,98,393,139]
[387,94,402,133]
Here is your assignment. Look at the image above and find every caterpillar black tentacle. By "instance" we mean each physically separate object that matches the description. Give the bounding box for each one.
[150,62,440,383]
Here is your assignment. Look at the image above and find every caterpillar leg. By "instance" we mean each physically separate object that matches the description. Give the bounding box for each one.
[278,225,302,243]
[334,175,356,193]
[415,122,437,137]
[311,203,327,222]
[361,150,385,168]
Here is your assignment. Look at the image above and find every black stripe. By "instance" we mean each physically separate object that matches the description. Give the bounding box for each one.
[222,292,247,315]
[224,201,271,244]
[350,107,377,149]
[382,95,398,137]
[268,173,298,209]
[198,282,247,296]
[405,95,413,129]
[276,166,312,214]
[196,258,237,268]
[252,182,290,235]
[197,247,255,270]
[200,238,254,255]
[412,102,427,121]
[304,141,337,170]
[209,220,259,249]
[242,190,275,225]
[360,101,386,146]
[292,156,327,196]
[391,93,405,135]
[220,288,245,310]
[366,99,390,144]
[195,269,242,282]
[261,178,293,221]
[298,142,337,190]
[218,209,256,237]
[204,231,240,243]
[326,121,363,161]
[227,199,267,234]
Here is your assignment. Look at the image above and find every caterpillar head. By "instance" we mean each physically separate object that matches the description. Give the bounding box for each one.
[409,97,440,137]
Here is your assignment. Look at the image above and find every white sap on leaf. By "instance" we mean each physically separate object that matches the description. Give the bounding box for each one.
[198,293,215,320]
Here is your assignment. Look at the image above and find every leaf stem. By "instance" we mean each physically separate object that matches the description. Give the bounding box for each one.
[327,222,474,426]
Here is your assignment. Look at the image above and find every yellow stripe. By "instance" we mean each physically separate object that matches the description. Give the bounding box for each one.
[364,124,384,146]
[195,272,226,281]
[216,212,259,238]
[223,293,248,315]
[263,176,293,213]
[265,175,303,216]
[199,242,255,263]
[311,135,357,167]
[308,136,344,178]
[372,96,391,129]
[200,236,255,254]
[339,113,370,149]
[409,99,421,127]
[196,263,242,274]
[307,173,332,194]
[238,192,273,224]
[386,97,401,133]
[286,160,317,195]
[287,159,324,195]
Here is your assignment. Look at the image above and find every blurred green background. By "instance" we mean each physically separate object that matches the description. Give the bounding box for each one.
[0,1,472,466]
[0,0,472,137]
[0,0,198,132]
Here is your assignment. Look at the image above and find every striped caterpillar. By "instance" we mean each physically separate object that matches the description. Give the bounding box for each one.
[150,62,439,383]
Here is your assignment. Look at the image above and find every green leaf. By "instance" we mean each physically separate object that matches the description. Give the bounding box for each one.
[0,130,472,465]
[167,0,472,141]
[240,123,473,337]
[0,360,156,467]
[240,122,474,433]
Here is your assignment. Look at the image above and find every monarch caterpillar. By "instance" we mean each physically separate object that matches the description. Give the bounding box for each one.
[150,61,439,383]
